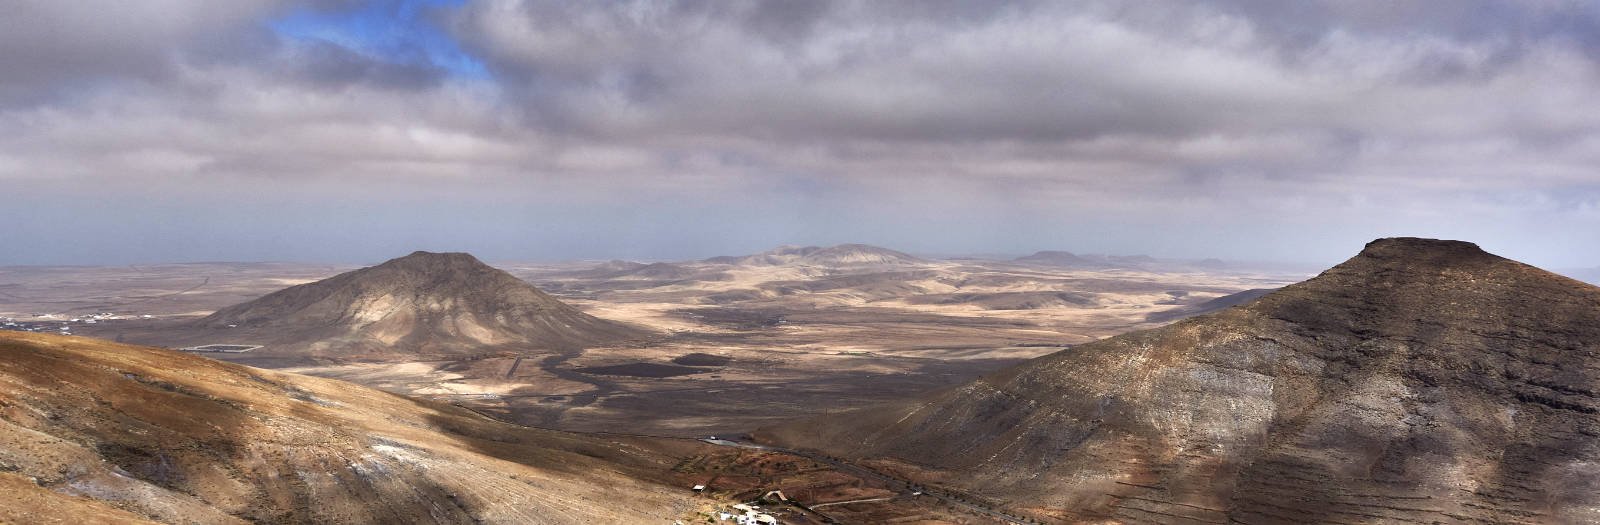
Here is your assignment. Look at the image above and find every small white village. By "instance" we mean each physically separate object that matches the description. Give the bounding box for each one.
[1,312,144,336]
[713,503,779,525]
[674,502,780,525]
[675,487,794,525]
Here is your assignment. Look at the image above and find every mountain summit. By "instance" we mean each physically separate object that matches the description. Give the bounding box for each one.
[760,237,1600,523]
[196,251,647,358]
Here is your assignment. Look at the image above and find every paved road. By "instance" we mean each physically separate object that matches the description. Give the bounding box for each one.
[700,438,1032,524]
[810,496,899,509]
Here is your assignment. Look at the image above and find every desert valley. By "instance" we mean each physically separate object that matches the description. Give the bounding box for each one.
[4,245,1304,438]
[8,2,1600,523]
[6,239,1600,523]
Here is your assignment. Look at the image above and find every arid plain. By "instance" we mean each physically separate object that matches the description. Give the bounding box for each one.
[3,246,1309,438]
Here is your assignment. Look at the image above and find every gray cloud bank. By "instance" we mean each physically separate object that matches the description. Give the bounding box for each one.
[2,0,1599,267]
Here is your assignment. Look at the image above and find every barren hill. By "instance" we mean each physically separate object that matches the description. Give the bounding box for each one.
[1016,250,1159,269]
[194,251,648,359]
[760,238,1600,524]
[573,259,648,277]
[709,244,925,267]
[1014,250,1091,266]
[0,331,693,524]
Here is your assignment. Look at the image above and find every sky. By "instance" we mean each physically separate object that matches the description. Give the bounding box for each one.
[3,0,1600,268]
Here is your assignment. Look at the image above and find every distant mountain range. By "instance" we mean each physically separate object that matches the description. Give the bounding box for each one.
[563,244,1259,275]
[1015,250,1163,269]
[706,243,926,267]
[761,238,1600,523]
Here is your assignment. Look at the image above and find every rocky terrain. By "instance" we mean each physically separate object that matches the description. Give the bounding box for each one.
[760,238,1600,524]
[188,251,649,360]
[0,331,698,524]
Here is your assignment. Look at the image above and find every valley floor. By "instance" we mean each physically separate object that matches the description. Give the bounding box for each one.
[7,258,1307,438]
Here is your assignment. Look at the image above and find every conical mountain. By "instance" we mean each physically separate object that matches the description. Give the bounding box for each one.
[759,238,1600,524]
[196,251,647,358]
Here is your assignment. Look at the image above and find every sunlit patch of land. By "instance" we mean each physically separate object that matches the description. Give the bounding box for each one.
[14,252,1311,437]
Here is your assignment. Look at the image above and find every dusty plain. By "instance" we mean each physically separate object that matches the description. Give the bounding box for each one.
[6,253,1309,438]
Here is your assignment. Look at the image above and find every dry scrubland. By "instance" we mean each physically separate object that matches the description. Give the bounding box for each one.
[8,241,1600,524]
[32,246,1307,437]
[0,245,1313,523]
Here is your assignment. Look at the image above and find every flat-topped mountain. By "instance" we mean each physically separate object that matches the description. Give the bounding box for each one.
[707,243,925,267]
[1016,250,1158,268]
[194,251,647,358]
[1143,287,1276,323]
[0,331,692,524]
[1014,250,1090,266]
[760,238,1600,524]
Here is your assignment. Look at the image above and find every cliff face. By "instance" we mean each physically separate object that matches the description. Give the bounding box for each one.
[196,251,647,358]
[761,238,1600,524]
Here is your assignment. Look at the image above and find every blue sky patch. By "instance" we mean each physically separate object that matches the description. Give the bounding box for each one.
[270,0,489,80]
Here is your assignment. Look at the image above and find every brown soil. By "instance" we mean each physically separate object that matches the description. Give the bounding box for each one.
[0,331,699,524]
[761,238,1600,524]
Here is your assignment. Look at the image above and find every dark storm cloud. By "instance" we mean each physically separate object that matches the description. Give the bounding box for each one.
[445,0,1600,156]
[2,0,1600,266]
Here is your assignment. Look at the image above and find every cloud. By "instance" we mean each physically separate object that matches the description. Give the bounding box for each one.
[2,0,1599,265]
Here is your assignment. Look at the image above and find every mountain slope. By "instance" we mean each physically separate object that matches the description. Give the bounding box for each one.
[194,251,648,358]
[0,331,695,524]
[759,238,1600,524]
[1143,287,1277,323]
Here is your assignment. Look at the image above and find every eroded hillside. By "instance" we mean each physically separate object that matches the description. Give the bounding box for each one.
[760,238,1600,524]
[0,331,694,524]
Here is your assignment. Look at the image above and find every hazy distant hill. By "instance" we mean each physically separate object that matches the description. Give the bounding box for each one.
[707,244,925,267]
[0,331,691,524]
[575,259,649,277]
[1015,250,1158,269]
[762,238,1600,523]
[194,251,648,359]
[1013,250,1090,266]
